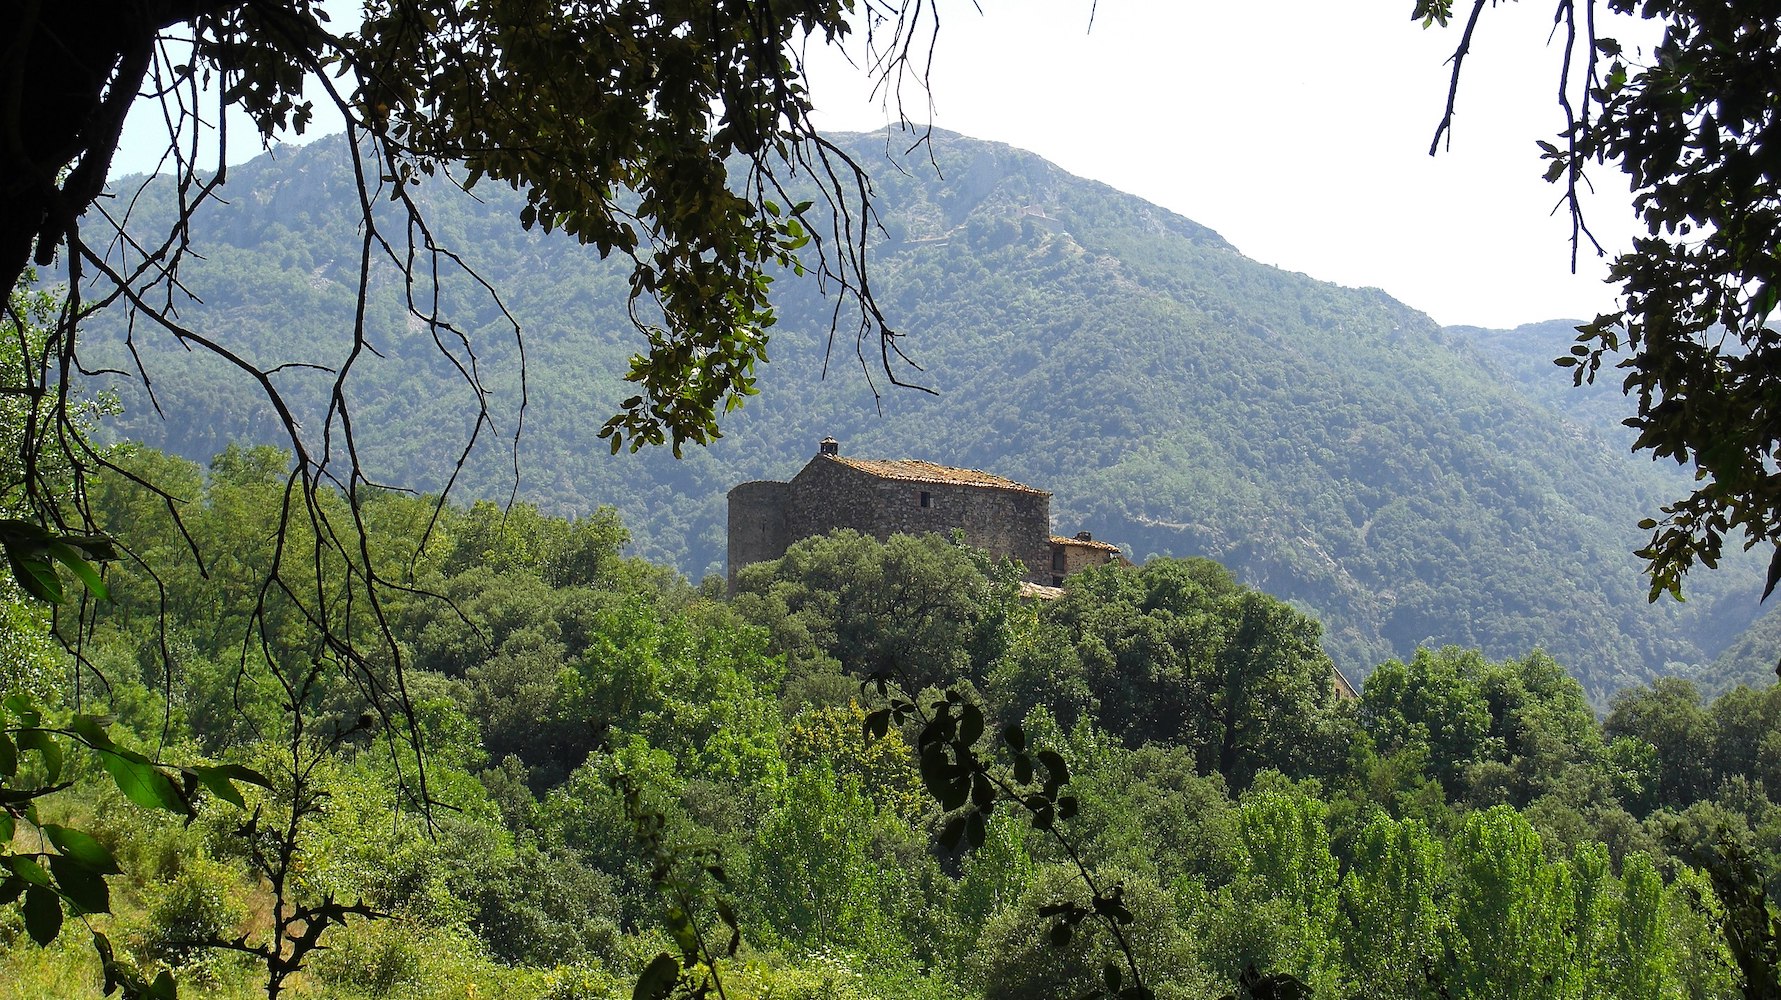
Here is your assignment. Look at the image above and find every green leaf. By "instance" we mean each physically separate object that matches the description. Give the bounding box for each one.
[664,905,698,963]
[970,771,997,809]
[1002,723,1026,753]
[863,709,890,742]
[43,824,121,874]
[919,743,952,800]
[188,765,249,809]
[1038,750,1070,785]
[94,931,119,995]
[1104,961,1123,994]
[47,855,109,915]
[99,751,188,814]
[5,854,51,886]
[7,547,61,603]
[17,729,61,783]
[0,520,50,546]
[633,952,680,1000]
[0,811,12,843]
[147,970,178,1000]
[0,874,23,904]
[69,714,114,749]
[0,732,14,778]
[45,540,108,602]
[958,704,984,747]
[1,694,37,724]
[715,899,740,957]
[22,884,62,944]
[939,774,970,811]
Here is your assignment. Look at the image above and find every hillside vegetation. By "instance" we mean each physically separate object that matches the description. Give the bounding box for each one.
[3,453,1778,999]
[83,129,1765,698]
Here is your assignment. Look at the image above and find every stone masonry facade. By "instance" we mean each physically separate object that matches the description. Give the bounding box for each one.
[728,438,1122,587]
[728,439,1356,700]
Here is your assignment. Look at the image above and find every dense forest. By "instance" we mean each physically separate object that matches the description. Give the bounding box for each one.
[5,446,1780,998]
[77,129,1770,701]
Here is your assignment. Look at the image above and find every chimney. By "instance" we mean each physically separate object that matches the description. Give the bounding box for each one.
[819,437,839,456]
[1075,531,1092,542]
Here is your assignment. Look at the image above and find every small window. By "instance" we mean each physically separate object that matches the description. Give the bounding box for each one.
[919,491,931,508]
[1051,548,1066,571]
[1052,575,1065,587]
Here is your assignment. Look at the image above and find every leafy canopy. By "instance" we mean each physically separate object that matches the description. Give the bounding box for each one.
[1420,1,1781,600]
[4,0,928,460]
[0,0,942,682]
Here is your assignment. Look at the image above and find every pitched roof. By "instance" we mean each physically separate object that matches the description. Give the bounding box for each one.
[1050,534,1122,553]
[827,456,1049,495]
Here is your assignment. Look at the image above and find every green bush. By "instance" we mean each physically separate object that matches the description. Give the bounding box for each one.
[308,918,425,998]
[140,855,246,969]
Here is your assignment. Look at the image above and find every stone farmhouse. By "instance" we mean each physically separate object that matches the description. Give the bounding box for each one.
[727,438,1125,588]
[728,438,1359,701]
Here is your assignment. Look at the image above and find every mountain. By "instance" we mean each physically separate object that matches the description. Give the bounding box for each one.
[1457,319,1773,695]
[84,129,1766,699]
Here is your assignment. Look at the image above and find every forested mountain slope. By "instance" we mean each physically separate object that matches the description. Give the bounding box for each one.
[86,129,1762,697]
[1457,319,1772,693]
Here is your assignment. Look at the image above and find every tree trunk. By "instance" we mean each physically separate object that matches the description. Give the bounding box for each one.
[0,1,225,292]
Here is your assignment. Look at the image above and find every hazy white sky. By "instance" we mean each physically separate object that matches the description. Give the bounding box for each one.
[112,1,1657,330]
[804,0,1658,329]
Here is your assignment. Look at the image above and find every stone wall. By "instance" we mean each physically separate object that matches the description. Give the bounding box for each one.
[783,458,876,541]
[726,480,791,586]
[1049,535,1122,584]
[784,457,1053,583]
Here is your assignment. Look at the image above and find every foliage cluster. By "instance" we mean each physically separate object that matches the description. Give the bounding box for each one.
[5,455,1781,998]
[1419,0,1781,626]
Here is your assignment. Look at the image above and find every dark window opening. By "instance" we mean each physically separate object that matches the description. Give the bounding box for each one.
[919,491,931,508]
[1052,575,1065,587]
[1051,549,1066,571]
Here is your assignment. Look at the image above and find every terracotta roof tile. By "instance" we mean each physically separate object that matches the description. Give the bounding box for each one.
[1049,535,1122,553]
[829,456,1049,495]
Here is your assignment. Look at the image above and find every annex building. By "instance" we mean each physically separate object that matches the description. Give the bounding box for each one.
[727,438,1124,588]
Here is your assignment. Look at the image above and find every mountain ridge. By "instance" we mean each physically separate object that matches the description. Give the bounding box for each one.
[86,127,1765,698]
